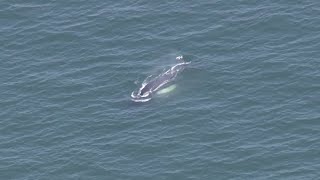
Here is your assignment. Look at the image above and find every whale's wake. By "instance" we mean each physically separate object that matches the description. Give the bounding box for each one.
[131,56,190,102]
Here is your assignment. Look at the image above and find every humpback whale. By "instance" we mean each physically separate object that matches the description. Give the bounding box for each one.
[131,56,190,102]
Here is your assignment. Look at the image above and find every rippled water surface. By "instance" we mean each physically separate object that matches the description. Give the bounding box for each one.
[1,1,320,179]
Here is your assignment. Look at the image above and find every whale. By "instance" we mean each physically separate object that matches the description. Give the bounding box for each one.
[131,56,190,102]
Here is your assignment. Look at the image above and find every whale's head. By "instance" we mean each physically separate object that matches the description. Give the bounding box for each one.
[139,90,150,97]
[131,89,152,102]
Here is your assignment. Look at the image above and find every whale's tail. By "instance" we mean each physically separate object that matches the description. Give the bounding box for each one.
[176,56,184,62]
[176,55,191,65]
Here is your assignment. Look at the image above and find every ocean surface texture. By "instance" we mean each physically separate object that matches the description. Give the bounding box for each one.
[1,0,320,179]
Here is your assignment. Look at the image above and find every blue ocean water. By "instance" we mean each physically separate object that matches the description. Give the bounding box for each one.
[1,0,320,179]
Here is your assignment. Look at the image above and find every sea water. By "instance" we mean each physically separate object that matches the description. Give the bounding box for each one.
[1,1,320,179]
